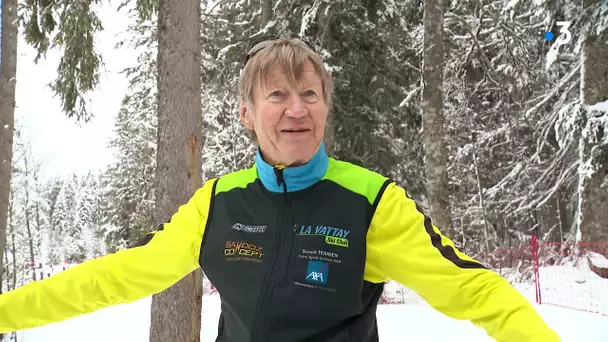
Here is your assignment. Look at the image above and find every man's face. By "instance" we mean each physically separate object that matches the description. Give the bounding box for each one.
[240,60,327,166]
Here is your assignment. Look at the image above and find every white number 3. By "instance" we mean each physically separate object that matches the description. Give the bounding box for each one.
[556,21,572,46]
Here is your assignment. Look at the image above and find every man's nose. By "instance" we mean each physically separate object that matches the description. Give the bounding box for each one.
[284,93,307,118]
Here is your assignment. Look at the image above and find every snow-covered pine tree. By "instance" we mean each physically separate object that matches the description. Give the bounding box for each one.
[43,177,65,266]
[75,172,106,259]
[5,130,53,287]
[435,0,586,254]
[60,174,87,263]
[200,0,425,195]
[200,0,259,178]
[19,0,104,121]
[100,14,157,252]
[86,174,108,258]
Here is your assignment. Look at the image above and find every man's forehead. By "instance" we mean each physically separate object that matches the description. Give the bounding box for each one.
[261,65,321,87]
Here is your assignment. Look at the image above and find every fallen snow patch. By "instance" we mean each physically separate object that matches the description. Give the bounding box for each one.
[586,100,608,113]
[588,251,608,268]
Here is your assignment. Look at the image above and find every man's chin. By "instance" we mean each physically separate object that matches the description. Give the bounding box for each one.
[281,149,316,167]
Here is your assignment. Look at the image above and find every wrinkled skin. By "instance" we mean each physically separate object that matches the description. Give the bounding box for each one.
[240,61,328,166]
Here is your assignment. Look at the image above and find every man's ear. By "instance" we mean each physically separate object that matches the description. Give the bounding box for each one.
[240,99,254,130]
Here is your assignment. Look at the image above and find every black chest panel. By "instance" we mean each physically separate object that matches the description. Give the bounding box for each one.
[200,179,384,342]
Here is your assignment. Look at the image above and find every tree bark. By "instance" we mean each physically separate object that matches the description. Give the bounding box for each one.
[3,246,7,285]
[11,222,16,290]
[9,190,16,291]
[422,0,452,237]
[0,0,18,298]
[261,0,273,28]
[577,0,608,247]
[149,0,203,341]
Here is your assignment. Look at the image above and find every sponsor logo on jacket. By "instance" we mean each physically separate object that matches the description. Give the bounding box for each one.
[294,260,335,292]
[224,241,265,263]
[297,224,350,248]
[306,261,329,285]
[231,223,267,234]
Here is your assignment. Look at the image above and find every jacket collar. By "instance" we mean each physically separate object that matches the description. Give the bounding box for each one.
[255,142,328,193]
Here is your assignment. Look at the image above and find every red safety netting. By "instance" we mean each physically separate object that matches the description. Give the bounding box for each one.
[480,236,608,316]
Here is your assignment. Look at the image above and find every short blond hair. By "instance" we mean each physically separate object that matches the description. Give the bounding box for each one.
[238,38,334,109]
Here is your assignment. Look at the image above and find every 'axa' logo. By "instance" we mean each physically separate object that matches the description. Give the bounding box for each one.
[305,261,329,285]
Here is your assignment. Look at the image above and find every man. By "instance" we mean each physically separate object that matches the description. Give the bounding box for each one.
[0,37,559,341]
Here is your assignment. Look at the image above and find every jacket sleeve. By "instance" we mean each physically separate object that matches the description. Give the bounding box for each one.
[0,178,217,334]
[364,182,560,342]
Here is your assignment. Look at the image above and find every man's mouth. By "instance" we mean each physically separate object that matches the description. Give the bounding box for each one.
[282,128,310,133]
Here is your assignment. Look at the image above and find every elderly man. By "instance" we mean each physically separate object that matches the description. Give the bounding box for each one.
[0,37,559,341]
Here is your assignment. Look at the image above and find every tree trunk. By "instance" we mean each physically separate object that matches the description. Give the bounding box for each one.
[9,190,16,291]
[24,166,36,282]
[422,0,452,237]
[472,142,490,253]
[320,8,335,156]
[149,0,203,341]
[577,0,608,247]
[35,201,43,279]
[0,0,18,299]
[3,246,8,292]
[261,0,273,28]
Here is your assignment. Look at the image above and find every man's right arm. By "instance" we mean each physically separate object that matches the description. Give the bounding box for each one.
[0,178,217,333]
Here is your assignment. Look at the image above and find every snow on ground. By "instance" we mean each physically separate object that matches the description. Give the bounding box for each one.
[587,99,608,113]
[9,264,608,341]
[15,293,608,342]
[588,251,608,268]
[537,263,608,314]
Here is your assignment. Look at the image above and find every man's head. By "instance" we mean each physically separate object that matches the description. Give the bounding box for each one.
[238,37,333,167]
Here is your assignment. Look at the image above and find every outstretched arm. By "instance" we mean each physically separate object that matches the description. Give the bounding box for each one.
[364,182,560,342]
[0,179,217,333]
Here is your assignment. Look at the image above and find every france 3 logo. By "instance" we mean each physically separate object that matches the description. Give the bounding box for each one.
[544,21,572,47]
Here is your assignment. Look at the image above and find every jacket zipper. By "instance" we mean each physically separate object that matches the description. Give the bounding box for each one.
[280,198,297,286]
[252,167,291,342]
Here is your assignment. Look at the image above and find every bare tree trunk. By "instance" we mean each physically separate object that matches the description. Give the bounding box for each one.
[577,0,608,246]
[3,247,7,281]
[0,0,18,300]
[23,159,36,281]
[556,188,567,242]
[422,0,452,237]
[472,142,490,253]
[149,0,203,341]
[11,231,16,290]
[261,0,273,28]
[2,194,11,294]
[35,201,43,279]
[9,190,16,291]
[33,167,44,279]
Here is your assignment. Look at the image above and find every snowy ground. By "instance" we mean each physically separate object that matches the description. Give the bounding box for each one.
[13,292,608,342]
[8,262,608,341]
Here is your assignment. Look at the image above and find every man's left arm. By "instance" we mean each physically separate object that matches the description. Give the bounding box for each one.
[364,182,560,342]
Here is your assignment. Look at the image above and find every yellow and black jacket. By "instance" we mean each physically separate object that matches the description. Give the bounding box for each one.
[0,143,559,341]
